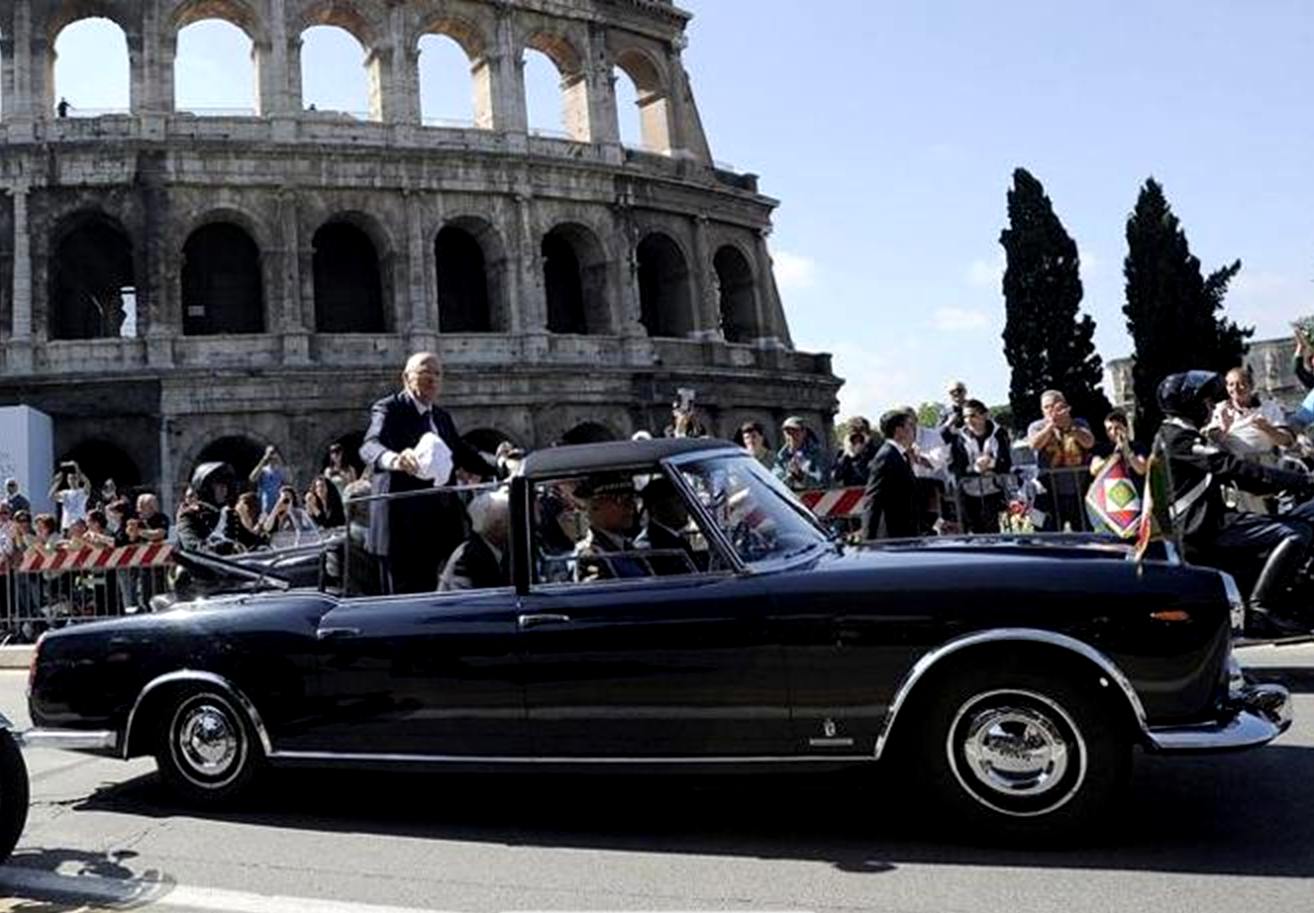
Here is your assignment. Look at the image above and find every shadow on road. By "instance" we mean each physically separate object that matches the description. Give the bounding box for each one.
[53,744,1314,879]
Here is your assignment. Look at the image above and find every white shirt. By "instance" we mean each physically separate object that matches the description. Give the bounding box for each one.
[1207,399,1287,457]
[56,487,88,530]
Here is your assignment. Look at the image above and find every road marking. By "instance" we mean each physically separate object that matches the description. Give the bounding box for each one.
[0,865,454,913]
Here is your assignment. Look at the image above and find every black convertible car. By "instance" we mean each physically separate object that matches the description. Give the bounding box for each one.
[8,438,1293,836]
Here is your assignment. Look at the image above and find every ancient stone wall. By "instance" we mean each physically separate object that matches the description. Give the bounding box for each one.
[0,0,839,501]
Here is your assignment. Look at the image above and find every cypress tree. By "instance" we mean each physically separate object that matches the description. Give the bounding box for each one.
[1000,168,1111,432]
[1123,178,1251,435]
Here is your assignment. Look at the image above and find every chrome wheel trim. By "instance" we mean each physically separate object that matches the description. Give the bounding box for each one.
[168,694,247,790]
[945,688,1087,819]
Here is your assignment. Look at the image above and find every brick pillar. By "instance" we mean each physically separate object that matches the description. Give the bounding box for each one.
[8,184,33,372]
[489,10,527,142]
[690,216,722,341]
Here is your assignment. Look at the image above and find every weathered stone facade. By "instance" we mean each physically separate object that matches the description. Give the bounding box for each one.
[0,0,840,502]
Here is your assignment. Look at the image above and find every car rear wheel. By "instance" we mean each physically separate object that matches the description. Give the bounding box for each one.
[914,667,1129,839]
[0,730,29,863]
[155,689,261,805]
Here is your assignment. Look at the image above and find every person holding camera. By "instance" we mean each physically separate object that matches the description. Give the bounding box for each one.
[774,416,828,491]
[249,446,290,517]
[833,417,879,488]
[48,461,90,533]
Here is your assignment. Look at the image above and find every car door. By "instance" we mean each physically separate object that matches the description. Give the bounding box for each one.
[279,588,527,757]
[517,471,792,759]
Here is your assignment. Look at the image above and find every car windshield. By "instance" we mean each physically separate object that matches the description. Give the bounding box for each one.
[677,453,830,566]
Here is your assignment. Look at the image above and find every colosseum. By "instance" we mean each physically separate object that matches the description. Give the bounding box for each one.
[0,0,839,501]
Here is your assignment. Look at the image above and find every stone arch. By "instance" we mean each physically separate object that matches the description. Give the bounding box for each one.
[296,2,380,119]
[560,421,618,446]
[181,220,265,336]
[612,46,673,155]
[45,1,138,42]
[191,433,268,489]
[60,438,142,491]
[295,0,379,48]
[714,244,760,343]
[173,14,259,115]
[49,14,132,116]
[413,14,486,60]
[313,216,386,333]
[435,215,507,333]
[637,231,695,338]
[541,222,612,336]
[522,30,590,141]
[462,427,516,455]
[48,211,137,340]
[169,0,266,40]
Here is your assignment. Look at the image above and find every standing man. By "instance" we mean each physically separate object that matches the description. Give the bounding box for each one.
[1026,389,1096,530]
[861,410,921,540]
[938,380,970,440]
[4,479,30,515]
[249,446,289,518]
[360,352,495,594]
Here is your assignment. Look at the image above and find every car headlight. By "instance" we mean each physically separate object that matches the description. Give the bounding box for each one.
[1219,571,1245,636]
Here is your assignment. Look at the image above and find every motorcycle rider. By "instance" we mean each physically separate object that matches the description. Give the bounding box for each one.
[1157,371,1314,637]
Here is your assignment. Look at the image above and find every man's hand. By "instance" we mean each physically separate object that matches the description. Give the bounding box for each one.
[395,449,421,476]
[975,455,994,472]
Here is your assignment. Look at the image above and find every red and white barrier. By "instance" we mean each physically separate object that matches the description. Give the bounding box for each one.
[13,543,173,575]
[798,487,865,519]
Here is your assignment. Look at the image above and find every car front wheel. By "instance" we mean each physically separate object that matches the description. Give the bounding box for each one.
[915,667,1129,839]
[155,689,261,805]
[0,729,29,863]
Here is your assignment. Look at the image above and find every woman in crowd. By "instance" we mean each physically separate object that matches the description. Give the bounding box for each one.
[948,400,1012,534]
[305,475,346,529]
[774,417,827,490]
[734,422,775,471]
[324,442,358,493]
[832,417,878,487]
[232,492,270,550]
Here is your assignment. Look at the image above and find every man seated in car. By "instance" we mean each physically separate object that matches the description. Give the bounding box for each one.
[635,477,698,575]
[574,474,648,581]
[439,490,510,592]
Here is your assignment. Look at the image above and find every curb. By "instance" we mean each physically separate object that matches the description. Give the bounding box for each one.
[0,645,34,669]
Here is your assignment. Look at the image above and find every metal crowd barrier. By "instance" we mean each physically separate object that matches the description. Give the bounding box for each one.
[0,544,174,644]
[797,463,1104,538]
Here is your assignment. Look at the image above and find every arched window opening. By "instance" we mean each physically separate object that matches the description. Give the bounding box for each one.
[52,18,130,116]
[715,246,759,343]
[60,440,142,493]
[435,224,495,333]
[614,50,672,155]
[181,223,264,336]
[523,35,589,141]
[313,221,384,333]
[175,19,257,116]
[300,25,372,119]
[193,435,266,488]
[463,428,514,457]
[542,224,610,335]
[50,216,137,341]
[418,33,476,127]
[637,233,694,338]
[561,422,616,445]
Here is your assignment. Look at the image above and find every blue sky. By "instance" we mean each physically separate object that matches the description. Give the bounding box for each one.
[40,2,1314,419]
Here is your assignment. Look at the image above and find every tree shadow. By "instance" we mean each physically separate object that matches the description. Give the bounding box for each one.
[0,848,172,912]
[56,744,1314,879]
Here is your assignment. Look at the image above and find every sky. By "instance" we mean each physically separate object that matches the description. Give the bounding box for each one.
[36,1,1314,420]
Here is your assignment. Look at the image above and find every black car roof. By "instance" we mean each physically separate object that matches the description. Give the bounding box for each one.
[520,438,738,477]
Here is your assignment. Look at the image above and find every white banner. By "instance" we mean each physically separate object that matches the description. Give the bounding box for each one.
[0,405,54,514]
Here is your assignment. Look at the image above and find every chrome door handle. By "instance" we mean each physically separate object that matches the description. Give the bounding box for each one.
[517,613,572,630]
[317,626,362,640]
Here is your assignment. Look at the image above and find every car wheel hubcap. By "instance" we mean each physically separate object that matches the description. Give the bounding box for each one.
[946,688,1087,818]
[170,696,246,789]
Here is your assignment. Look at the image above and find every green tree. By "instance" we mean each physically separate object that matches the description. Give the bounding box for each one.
[917,402,943,429]
[1000,168,1112,432]
[1123,178,1252,435]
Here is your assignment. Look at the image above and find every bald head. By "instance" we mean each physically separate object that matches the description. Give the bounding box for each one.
[403,352,442,405]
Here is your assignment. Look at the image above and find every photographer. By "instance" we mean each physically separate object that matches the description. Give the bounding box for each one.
[48,461,90,533]
[774,416,828,491]
[664,389,708,439]
[833,418,879,487]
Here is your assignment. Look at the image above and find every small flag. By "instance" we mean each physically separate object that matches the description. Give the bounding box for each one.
[1085,452,1143,539]
[1134,445,1172,563]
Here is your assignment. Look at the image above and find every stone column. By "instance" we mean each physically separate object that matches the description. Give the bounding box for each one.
[489,9,527,146]
[515,193,547,360]
[384,4,420,125]
[8,184,33,373]
[752,229,791,349]
[584,23,620,160]
[690,216,722,341]
[261,0,295,120]
[279,190,310,363]
[405,191,434,338]
[609,201,647,345]
[125,32,146,115]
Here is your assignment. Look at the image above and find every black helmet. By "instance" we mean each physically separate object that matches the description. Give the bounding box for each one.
[189,462,238,508]
[1157,371,1226,425]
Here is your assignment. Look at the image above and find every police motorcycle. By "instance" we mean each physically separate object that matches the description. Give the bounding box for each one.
[1157,371,1314,643]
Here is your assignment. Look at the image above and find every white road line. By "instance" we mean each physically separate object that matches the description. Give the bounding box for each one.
[0,865,454,913]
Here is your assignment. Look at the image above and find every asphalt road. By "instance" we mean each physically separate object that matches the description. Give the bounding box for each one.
[2,645,1314,913]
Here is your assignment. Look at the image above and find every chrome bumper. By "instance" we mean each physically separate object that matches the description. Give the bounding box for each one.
[1146,683,1293,752]
[12,728,118,752]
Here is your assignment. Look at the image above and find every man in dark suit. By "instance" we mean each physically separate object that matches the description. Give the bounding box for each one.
[439,490,510,591]
[861,409,921,540]
[360,352,495,593]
